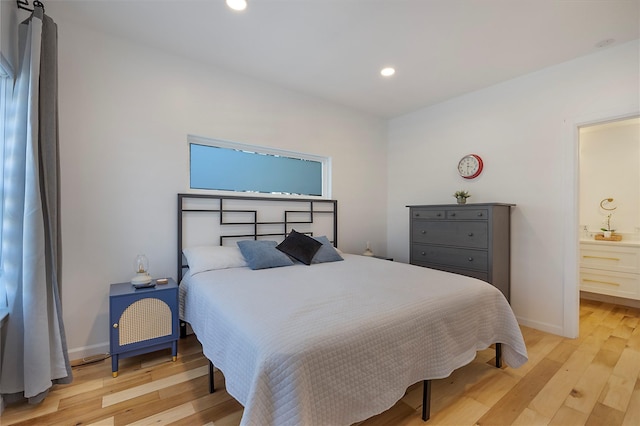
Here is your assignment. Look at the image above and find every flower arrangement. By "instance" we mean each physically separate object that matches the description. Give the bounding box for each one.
[454,190,470,199]
[600,213,615,233]
[454,190,470,204]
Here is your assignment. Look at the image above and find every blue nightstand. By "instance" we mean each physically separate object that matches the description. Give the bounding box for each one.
[109,278,179,377]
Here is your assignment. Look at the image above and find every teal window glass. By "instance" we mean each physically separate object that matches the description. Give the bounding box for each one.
[189,136,328,197]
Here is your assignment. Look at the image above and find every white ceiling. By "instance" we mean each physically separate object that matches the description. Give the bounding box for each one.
[45,0,639,119]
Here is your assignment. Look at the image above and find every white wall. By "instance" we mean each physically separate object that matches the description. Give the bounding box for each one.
[579,119,640,237]
[52,18,387,358]
[387,40,640,336]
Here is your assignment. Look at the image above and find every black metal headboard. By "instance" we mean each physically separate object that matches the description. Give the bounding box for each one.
[177,193,338,280]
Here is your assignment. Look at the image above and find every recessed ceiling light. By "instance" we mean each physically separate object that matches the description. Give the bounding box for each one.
[380,67,395,77]
[226,0,247,12]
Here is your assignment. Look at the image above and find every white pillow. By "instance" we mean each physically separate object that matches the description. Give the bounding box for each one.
[183,246,248,276]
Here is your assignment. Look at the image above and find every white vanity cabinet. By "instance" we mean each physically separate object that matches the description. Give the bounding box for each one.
[579,241,640,300]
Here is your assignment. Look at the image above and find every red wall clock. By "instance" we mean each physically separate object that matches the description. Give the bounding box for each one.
[457,154,483,179]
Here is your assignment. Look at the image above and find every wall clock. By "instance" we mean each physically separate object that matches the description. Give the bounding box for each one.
[457,154,483,179]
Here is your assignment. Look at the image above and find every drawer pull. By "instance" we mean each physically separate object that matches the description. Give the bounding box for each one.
[415,213,420,217]
[421,252,426,256]
[477,212,483,217]
[468,257,473,262]
[582,255,620,261]
[468,232,474,237]
[421,230,426,234]
[450,212,456,217]
[583,278,620,287]
[113,323,118,329]
[436,213,442,217]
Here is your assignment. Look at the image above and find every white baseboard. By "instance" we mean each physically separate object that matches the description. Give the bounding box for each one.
[516,315,565,337]
[516,294,640,340]
[67,341,109,363]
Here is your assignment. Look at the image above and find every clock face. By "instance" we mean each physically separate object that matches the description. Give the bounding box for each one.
[457,154,483,179]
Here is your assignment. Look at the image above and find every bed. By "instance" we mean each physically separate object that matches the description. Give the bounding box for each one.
[177,194,528,426]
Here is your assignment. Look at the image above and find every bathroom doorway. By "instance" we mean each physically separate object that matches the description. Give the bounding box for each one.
[577,116,640,308]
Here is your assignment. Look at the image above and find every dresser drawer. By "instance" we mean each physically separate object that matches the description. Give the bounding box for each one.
[412,221,488,248]
[447,209,488,220]
[412,209,446,220]
[412,244,488,271]
[414,263,489,282]
[580,268,639,299]
[579,245,640,274]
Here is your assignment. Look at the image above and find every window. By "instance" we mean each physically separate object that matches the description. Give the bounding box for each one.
[189,135,331,198]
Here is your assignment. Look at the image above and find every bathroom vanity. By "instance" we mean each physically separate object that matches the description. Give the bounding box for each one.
[579,239,640,301]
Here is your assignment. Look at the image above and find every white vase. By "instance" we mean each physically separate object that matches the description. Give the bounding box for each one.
[604,231,612,238]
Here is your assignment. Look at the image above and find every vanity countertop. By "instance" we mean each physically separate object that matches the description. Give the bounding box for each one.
[580,238,640,247]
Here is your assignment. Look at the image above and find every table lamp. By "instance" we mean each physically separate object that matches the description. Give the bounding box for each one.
[131,254,152,285]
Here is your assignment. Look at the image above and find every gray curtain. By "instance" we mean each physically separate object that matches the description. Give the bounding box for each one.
[0,7,72,404]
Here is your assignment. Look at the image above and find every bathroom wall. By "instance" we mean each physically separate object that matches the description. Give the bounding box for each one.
[579,117,640,239]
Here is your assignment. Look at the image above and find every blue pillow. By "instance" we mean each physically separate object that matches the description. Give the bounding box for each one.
[312,236,344,264]
[237,240,295,270]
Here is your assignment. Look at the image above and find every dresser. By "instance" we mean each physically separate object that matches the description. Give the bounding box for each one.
[408,203,514,302]
[579,241,640,300]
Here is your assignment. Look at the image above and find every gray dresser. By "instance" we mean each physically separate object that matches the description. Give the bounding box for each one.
[408,203,514,302]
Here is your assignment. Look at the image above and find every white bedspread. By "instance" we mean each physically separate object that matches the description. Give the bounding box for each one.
[180,254,527,426]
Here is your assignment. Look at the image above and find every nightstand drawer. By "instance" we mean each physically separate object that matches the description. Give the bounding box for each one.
[412,221,488,248]
[412,244,488,271]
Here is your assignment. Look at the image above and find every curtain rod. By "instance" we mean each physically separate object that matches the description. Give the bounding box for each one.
[17,0,45,13]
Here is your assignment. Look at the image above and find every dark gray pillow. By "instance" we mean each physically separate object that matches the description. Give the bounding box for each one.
[237,240,295,270]
[312,236,344,264]
[276,230,322,265]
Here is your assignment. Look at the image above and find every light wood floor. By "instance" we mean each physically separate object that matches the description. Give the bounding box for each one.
[3,299,640,426]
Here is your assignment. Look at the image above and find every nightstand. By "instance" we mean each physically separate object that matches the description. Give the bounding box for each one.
[109,278,179,377]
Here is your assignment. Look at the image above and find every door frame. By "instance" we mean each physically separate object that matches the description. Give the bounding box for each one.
[563,106,639,338]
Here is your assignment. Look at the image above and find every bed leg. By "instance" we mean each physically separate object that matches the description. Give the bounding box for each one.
[180,321,187,338]
[209,360,215,393]
[495,343,502,368]
[422,380,431,421]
